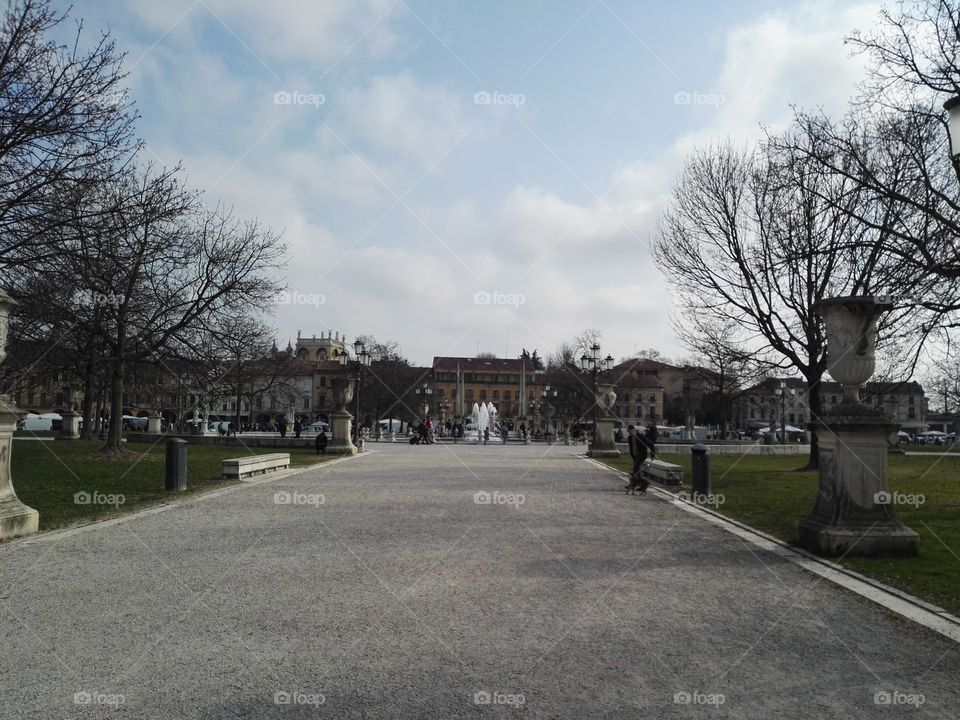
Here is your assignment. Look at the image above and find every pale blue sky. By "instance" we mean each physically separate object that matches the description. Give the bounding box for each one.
[69,0,880,365]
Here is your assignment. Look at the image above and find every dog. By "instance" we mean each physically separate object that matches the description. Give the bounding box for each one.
[625,468,649,495]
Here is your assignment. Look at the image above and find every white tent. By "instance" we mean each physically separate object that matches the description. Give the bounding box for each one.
[759,425,803,434]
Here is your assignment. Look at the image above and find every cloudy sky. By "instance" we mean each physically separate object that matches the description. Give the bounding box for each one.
[68,0,881,366]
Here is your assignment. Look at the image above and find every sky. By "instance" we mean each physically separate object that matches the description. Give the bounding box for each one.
[66,0,882,367]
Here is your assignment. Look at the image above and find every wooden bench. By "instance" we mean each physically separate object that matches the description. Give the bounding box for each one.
[642,459,684,486]
[221,453,291,481]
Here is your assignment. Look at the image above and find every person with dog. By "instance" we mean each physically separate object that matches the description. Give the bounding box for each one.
[626,424,655,495]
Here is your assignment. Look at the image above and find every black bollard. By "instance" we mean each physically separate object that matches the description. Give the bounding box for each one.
[165,438,188,491]
[691,443,710,500]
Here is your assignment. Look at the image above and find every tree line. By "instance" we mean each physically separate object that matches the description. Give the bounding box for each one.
[654,0,960,469]
[0,0,285,452]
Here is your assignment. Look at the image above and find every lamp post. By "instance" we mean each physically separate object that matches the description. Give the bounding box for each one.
[415,382,433,418]
[580,342,614,446]
[339,339,371,443]
[581,343,617,457]
[543,384,558,443]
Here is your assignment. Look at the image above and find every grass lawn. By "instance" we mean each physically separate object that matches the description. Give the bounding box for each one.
[600,452,960,616]
[10,439,337,532]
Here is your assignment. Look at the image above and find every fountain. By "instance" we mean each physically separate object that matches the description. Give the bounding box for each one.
[796,296,919,557]
[465,402,503,444]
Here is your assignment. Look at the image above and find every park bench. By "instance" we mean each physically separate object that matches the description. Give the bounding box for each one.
[221,453,290,481]
[642,459,684,486]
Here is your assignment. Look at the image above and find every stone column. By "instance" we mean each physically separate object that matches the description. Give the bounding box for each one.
[0,290,39,539]
[147,413,163,434]
[589,383,620,458]
[796,296,919,557]
[58,389,81,441]
[327,377,357,455]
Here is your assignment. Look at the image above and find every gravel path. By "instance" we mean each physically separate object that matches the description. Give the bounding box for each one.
[1,443,957,718]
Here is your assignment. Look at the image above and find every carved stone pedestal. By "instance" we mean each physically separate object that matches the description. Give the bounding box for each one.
[0,401,38,539]
[327,378,357,455]
[57,410,81,441]
[796,413,919,557]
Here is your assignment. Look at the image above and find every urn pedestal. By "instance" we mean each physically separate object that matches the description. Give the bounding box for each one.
[796,296,919,557]
[0,399,39,539]
[147,414,163,434]
[327,377,357,455]
[57,411,81,441]
[0,289,39,539]
[589,383,620,458]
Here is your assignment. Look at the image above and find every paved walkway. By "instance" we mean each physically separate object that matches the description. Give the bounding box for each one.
[1,444,958,718]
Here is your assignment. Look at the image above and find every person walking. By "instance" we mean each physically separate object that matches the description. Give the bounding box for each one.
[626,424,654,495]
[294,418,302,439]
[278,416,287,439]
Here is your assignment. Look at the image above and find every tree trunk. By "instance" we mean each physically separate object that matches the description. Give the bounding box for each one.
[803,375,822,471]
[105,357,125,452]
[80,356,96,440]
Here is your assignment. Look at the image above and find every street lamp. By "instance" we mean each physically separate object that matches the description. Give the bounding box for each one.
[944,95,960,166]
[774,380,795,444]
[339,341,372,441]
[543,383,558,442]
[415,382,433,418]
[580,343,614,445]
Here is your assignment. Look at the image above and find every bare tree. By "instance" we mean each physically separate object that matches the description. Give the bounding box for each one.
[0,0,138,273]
[654,134,933,469]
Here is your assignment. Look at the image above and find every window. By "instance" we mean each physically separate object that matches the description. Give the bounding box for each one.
[437,389,444,398]
[493,390,499,399]
[789,414,795,424]
[318,349,326,361]
[649,394,656,402]
[466,389,474,400]
[479,390,486,400]
[648,405,656,418]
[297,348,308,360]
[319,377,326,387]
[908,396,915,405]
[636,406,642,417]
[908,408,916,419]
[503,390,511,400]
[303,398,310,409]
[831,395,837,404]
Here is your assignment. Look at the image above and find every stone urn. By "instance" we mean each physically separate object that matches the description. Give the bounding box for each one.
[327,376,357,455]
[596,386,617,418]
[796,295,918,557]
[820,295,892,406]
[0,289,39,539]
[589,383,620,458]
[331,376,354,414]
